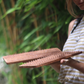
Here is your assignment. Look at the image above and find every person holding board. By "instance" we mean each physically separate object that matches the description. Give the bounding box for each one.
[50,0,84,84]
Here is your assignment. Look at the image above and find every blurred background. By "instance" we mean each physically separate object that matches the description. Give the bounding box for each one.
[0,0,73,84]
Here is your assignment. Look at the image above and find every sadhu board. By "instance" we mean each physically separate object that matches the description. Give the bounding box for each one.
[3,48,82,68]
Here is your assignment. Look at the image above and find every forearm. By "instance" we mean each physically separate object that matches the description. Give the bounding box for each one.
[66,59,84,73]
[50,58,84,73]
[50,63,60,73]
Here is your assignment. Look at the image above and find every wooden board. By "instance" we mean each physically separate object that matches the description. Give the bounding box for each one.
[3,48,61,64]
[19,51,82,68]
[3,48,82,68]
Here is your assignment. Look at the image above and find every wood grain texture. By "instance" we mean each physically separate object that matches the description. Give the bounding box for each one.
[3,48,82,68]
[3,48,61,64]
[19,51,82,68]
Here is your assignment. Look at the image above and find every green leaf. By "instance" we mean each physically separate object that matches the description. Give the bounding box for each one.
[24,27,39,40]
[54,24,63,34]
[31,35,44,43]
[65,16,72,24]
[33,34,52,50]
[24,45,34,52]
[0,0,2,3]
[33,66,50,79]
[1,7,21,19]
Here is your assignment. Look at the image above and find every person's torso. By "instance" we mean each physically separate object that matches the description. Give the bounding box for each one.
[58,17,84,84]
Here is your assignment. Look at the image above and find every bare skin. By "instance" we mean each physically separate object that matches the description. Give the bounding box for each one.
[61,58,84,73]
[73,0,84,10]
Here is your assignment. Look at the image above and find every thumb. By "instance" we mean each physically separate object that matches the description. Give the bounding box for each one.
[60,59,69,64]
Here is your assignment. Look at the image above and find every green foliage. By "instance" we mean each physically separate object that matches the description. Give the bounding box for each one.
[0,0,2,3]
[0,0,73,84]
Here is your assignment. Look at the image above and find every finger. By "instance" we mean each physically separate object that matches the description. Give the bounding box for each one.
[60,59,69,64]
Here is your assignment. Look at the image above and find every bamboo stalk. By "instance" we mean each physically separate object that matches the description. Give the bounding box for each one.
[32,13,41,50]
[45,8,49,21]
[45,8,49,33]
[54,10,61,49]
[10,0,22,49]
[10,0,20,51]
[32,13,46,84]
[0,12,9,48]
[9,0,23,83]
[54,11,57,22]
[18,68,23,84]
[1,0,14,50]
[10,0,15,17]
[10,0,17,48]
[32,14,39,37]
[11,65,19,84]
